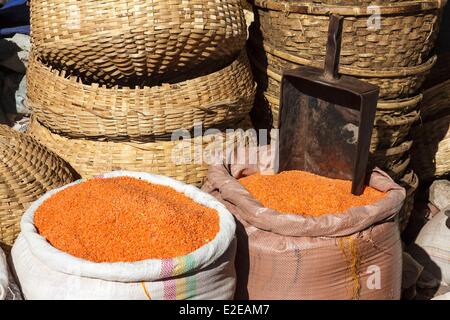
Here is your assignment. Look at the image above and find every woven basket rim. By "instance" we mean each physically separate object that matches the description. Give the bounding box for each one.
[252,0,446,15]
[377,95,423,110]
[252,41,437,77]
[260,90,422,113]
[32,52,249,91]
[376,111,420,127]
[27,50,256,139]
[399,171,420,191]
[372,140,413,156]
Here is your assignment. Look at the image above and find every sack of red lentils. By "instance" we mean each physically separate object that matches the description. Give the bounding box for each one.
[202,146,406,300]
[11,171,237,300]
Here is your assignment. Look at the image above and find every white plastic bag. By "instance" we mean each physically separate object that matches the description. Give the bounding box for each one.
[411,209,450,286]
[12,171,237,300]
[0,247,8,300]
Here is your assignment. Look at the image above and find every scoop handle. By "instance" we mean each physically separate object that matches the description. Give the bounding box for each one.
[324,14,344,80]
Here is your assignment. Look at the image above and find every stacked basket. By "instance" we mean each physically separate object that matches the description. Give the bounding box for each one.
[247,0,447,230]
[412,80,450,181]
[0,125,76,250]
[27,0,255,187]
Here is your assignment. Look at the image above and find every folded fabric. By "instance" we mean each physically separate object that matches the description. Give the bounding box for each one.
[0,25,29,36]
[0,0,29,36]
[0,0,29,26]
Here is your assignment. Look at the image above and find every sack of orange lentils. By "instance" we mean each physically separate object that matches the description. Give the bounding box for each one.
[202,146,406,300]
[11,171,237,300]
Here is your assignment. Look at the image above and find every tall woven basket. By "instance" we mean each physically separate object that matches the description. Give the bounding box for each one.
[27,51,256,139]
[0,125,76,251]
[28,119,251,187]
[371,96,422,150]
[31,0,247,86]
[251,0,444,69]
[369,141,413,181]
[248,41,436,101]
[412,79,450,180]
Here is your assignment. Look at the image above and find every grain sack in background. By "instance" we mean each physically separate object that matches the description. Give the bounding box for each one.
[12,171,237,300]
[203,146,406,300]
[408,209,450,286]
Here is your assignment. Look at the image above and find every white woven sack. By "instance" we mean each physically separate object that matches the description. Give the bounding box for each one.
[414,209,450,286]
[12,171,236,300]
[0,247,8,300]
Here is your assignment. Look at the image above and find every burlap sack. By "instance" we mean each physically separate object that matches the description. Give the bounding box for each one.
[202,146,406,300]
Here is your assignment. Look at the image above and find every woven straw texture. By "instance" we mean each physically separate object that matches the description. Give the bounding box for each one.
[252,0,443,69]
[370,141,413,182]
[372,95,422,150]
[28,119,250,187]
[412,79,450,180]
[31,0,247,86]
[397,170,419,232]
[0,125,75,250]
[248,41,436,100]
[27,51,256,139]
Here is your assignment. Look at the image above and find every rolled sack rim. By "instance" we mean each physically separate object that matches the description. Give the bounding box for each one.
[205,149,406,238]
[19,171,236,283]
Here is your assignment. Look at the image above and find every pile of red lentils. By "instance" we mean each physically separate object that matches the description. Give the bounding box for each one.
[239,170,386,216]
[34,177,219,263]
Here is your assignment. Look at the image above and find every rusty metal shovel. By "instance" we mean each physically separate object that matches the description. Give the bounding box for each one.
[278,14,379,195]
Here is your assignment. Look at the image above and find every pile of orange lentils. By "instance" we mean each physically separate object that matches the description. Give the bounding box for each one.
[34,177,219,263]
[239,170,386,216]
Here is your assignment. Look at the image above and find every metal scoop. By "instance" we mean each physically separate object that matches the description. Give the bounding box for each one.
[278,14,379,195]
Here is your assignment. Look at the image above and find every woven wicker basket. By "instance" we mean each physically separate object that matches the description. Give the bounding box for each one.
[0,125,76,250]
[412,80,450,180]
[28,119,250,187]
[369,141,413,181]
[251,0,443,69]
[248,41,436,100]
[27,51,256,139]
[31,0,247,86]
[372,95,422,150]
[397,170,419,232]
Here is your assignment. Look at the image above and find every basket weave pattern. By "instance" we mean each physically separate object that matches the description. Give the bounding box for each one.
[253,0,442,69]
[248,41,436,100]
[28,119,249,187]
[0,126,75,249]
[31,0,247,85]
[28,51,256,139]
[412,80,450,180]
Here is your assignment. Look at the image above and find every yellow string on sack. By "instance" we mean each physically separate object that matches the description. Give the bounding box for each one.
[338,236,361,300]
[141,282,152,300]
